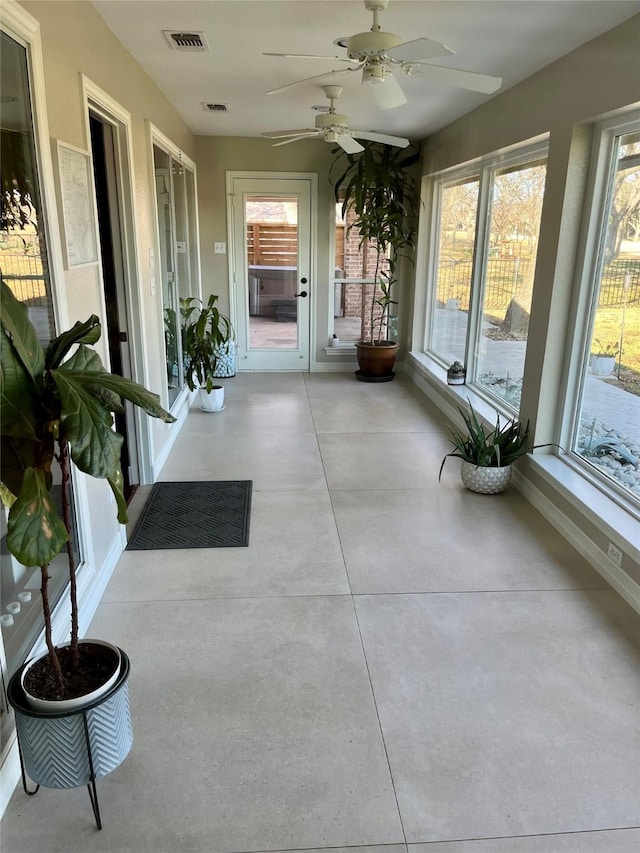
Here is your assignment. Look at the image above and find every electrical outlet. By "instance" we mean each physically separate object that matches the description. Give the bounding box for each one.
[607,542,623,567]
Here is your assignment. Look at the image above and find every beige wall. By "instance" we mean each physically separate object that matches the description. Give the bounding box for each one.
[195,136,343,363]
[18,0,196,571]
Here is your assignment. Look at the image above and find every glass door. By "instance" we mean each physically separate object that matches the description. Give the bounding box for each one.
[231,178,311,370]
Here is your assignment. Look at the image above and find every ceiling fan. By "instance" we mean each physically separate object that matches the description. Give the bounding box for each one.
[263,85,410,153]
[264,0,502,110]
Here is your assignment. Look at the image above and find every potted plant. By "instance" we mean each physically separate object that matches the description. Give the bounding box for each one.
[332,142,419,381]
[438,401,560,494]
[446,360,466,385]
[591,339,620,376]
[0,280,175,814]
[181,294,234,411]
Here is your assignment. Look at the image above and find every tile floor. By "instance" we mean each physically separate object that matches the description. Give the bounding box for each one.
[2,373,639,853]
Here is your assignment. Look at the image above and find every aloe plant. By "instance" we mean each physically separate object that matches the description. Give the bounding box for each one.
[1,280,175,696]
[439,401,560,481]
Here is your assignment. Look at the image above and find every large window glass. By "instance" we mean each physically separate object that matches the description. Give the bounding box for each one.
[425,144,547,414]
[1,30,78,716]
[152,145,198,407]
[572,124,640,502]
[430,177,479,363]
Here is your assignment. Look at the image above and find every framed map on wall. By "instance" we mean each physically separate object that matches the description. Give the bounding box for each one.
[52,140,98,268]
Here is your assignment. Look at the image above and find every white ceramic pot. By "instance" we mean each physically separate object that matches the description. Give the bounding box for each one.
[460,461,512,494]
[21,639,122,713]
[591,355,616,376]
[200,384,225,412]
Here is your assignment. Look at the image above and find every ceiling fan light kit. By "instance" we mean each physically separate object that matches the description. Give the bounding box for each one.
[263,84,409,153]
[263,0,501,105]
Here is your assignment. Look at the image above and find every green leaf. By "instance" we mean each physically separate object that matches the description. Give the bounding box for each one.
[1,435,40,499]
[0,331,38,439]
[52,370,124,479]
[70,371,176,423]
[44,315,101,370]
[0,280,45,382]
[7,467,68,567]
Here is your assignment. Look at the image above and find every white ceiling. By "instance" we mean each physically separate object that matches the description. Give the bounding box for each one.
[91,0,639,143]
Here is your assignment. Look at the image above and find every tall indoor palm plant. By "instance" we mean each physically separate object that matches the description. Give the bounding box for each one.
[332,141,419,378]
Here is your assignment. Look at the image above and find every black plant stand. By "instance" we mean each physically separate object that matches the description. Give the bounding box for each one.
[8,651,131,831]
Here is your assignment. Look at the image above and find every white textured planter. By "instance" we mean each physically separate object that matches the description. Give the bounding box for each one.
[460,461,512,494]
[21,639,121,713]
[200,385,225,412]
[8,649,133,790]
[591,355,616,376]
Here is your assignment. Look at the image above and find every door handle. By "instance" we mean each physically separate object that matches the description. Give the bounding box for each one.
[294,291,308,298]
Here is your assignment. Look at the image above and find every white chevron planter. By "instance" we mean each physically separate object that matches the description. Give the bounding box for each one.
[8,648,133,790]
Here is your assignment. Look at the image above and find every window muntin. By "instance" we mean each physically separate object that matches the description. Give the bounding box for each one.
[572,126,640,502]
[425,146,547,415]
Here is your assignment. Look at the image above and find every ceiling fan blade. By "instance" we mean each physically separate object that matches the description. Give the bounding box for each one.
[272,132,322,147]
[263,52,360,64]
[405,63,502,94]
[263,129,317,139]
[267,66,360,95]
[385,37,455,63]
[351,130,410,149]
[336,134,364,154]
[369,73,407,110]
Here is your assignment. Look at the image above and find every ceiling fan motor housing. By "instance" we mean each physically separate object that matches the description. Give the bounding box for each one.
[346,30,403,59]
[316,112,349,131]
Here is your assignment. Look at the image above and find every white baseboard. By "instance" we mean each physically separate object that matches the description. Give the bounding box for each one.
[515,471,640,613]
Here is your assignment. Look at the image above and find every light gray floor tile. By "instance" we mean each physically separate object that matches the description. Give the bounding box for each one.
[355,590,640,843]
[281,847,407,853]
[319,432,452,490]
[159,430,327,491]
[221,372,308,397]
[333,489,607,593]
[112,491,350,600]
[182,393,316,434]
[3,597,404,852]
[310,396,445,434]
[410,828,640,852]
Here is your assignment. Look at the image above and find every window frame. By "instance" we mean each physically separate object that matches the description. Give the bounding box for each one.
[423,139,550,415]
[558,109,640,510]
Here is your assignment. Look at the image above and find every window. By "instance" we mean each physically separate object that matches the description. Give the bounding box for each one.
[570,118,640,503]
[426,144,548,413]
[151,141,199,407]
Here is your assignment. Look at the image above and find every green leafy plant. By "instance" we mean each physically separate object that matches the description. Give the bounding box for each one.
[438,401,560,480]
[0,280,175,697]
[180,295,233,393]
[331,142,419,344]
[592,339,621,358]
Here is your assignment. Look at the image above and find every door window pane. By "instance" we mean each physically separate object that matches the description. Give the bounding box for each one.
[574,129,640,500]
[245,196,299,350]
[476,160,547,410]
[430,177,479,363]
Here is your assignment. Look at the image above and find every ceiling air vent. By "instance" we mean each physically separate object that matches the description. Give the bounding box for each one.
[202,103,229,113]
[163,31,209,51]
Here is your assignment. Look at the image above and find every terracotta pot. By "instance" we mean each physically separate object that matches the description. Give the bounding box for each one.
[355,341,398,380]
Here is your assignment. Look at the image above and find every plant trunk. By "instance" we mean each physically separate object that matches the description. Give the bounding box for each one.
[59,439,79,668]
[40,564,65,694]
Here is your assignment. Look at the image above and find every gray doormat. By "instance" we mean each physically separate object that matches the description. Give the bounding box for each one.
[126,481,252,550]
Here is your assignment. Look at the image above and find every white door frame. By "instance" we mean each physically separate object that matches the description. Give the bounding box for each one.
[227,171,317,371]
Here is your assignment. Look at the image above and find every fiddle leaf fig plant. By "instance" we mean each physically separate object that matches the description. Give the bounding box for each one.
[1,279,175,697]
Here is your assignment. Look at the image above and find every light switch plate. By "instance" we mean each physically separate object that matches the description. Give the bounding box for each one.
[214,242,226,254]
